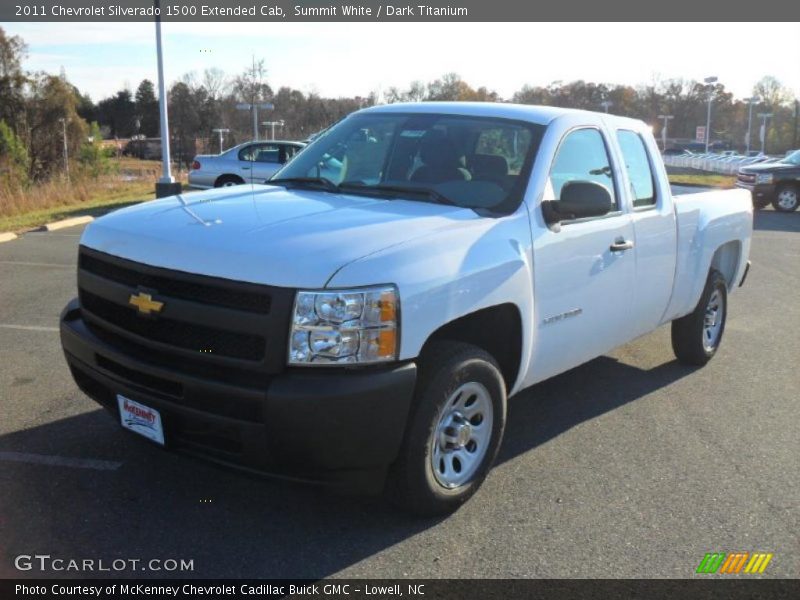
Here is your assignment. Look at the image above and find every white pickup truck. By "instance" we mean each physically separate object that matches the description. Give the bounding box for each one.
[60,103,752,515]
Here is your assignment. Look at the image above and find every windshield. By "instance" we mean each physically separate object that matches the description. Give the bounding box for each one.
[782,150,800,165]
[270,112,544,213]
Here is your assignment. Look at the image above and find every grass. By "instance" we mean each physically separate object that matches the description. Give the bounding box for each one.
[667,172,736,189]
[0,183,155,232]
[0,158,190,233]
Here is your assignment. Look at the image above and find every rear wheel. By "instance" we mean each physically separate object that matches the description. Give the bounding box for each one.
[388,342,506,516]
[671,269,727,366]
[215,175,245,188]
[772,184,799,212]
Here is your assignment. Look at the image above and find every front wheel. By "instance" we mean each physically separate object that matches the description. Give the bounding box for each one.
[671,269,727,366]
[388,342,507,516]
[772,184,799,212]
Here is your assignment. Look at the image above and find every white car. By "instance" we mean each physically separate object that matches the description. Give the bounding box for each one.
[187,140,306,189]
[61,102,752,515]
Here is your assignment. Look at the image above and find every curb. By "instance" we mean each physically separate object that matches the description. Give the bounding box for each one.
[0,232,18,243]
[41,215,94,231]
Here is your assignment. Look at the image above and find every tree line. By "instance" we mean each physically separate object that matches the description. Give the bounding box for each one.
[1,24,798,187]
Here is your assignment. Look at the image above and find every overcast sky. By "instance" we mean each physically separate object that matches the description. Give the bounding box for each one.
[4,22,799,102]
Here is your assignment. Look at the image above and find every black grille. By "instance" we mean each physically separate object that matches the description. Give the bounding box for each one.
[80,289,265,361]
[84,319,269,389]
[96,354,183,398]
[79,252,271,314]
[737,172,756,184]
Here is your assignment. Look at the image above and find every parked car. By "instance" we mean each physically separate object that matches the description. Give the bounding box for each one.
[60,103,752,515]
[736,149,800,211]
[187,140,306,189]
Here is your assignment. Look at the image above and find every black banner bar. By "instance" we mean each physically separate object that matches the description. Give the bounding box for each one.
[2,579,800,600]
[2,0,800,22]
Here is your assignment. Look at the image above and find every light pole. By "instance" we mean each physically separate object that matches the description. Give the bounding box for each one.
[657,114,674,152]
[154,0,181,198]
[58,117,69,181]
[703,76,718,153]
[600,100,613,113]
[212,128,229,153]
[743,97,759,155]
[262,120,285,140]
[758,113,773,154]
[237,102,274,140]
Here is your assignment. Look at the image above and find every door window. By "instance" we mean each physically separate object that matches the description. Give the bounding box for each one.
[548,128,618,212]
[238,144,280,163]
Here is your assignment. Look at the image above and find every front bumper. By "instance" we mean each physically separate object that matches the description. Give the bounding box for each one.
[60,298,416,488]
[736,181,776,202]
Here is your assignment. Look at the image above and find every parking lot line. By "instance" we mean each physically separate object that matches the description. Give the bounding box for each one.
[0,324,59,332]
[0,451,122,471]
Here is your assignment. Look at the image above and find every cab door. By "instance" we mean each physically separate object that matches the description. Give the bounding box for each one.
[526,126,637,384]
[615,129,677,336]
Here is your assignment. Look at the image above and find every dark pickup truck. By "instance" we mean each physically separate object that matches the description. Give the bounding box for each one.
[736,150,800,212]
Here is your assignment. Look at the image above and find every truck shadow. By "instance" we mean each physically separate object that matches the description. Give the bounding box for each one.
[499,355,692,464]
[0,354,691,579]
[753,209,800,233]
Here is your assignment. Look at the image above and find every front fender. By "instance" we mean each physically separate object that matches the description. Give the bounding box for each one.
[326,210,534,394]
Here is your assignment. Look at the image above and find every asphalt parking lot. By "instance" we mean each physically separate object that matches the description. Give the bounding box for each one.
[0,206,798,579]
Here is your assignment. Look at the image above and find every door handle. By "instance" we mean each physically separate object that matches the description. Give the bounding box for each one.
[610,238,634,252]
[241,166,251,170]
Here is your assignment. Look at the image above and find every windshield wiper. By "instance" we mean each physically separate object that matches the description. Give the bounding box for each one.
[267,177,340,192]
[338,182,455,205]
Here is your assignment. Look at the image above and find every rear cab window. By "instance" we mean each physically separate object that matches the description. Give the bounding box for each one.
[616,130,657,208]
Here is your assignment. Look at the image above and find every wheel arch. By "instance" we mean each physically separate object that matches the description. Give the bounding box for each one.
[214,173,245,187]
[710,240,742,291]
[419,303,523,394]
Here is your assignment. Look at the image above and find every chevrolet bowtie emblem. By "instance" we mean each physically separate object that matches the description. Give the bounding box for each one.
[128,292,164,315]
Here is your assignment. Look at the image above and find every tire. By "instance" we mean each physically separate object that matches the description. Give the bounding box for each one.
[753,196,770,210]
[388,342,507,516]
[671,269,727,366]
[772,184,799,212]
[214,175,244,188]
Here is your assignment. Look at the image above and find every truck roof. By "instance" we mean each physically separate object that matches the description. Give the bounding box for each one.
[357,101,639,127]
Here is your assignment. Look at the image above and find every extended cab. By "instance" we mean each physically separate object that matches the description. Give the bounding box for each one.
[736,149,800,211]
[60,103,753,515]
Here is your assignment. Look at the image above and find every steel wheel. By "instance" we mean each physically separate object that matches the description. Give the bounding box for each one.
[702,289,725,352]
[776,188,798,211]
[429,381,494,489]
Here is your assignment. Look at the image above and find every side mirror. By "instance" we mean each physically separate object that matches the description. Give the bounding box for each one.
[542,181,613,225]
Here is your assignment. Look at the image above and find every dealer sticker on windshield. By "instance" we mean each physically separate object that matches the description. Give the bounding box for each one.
[117,394,165,445]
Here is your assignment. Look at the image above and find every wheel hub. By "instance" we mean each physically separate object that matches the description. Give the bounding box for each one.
[440,413,473,449]
[702,289,724,352]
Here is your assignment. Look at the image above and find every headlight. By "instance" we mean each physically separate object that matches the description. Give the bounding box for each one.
[289,285,398,365]
[755,173,773,184]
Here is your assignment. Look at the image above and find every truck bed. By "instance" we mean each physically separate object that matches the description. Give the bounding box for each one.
[665,188,753,322]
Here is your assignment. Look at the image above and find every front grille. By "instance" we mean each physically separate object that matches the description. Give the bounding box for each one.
[737,172,756,184]
[76,247,296,383]
[84,319,269,388]
[96,354,183,398]
[80,289,265,361]
[80,252,272,314]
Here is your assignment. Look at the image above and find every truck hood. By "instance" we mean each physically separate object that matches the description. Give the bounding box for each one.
[740,161,799,174]
[80,185,476,288]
